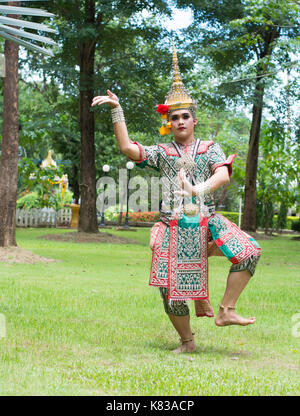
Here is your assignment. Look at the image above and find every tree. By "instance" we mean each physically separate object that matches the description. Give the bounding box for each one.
[16,80,81,202]
[176,0,300,230]
[22,0,173,233]
[0,8,19,246]
[0,1,55,246]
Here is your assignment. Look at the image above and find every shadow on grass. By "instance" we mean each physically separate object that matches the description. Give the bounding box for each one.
[146,340,252,358]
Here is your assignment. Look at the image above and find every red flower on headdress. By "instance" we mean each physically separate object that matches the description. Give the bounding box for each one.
[156,104,169,115]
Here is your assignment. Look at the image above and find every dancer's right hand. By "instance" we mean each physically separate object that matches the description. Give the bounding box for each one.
[175,168,194,197]
[91,89,120,108]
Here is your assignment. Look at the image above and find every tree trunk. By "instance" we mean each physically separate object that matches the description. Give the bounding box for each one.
[78,0,98,232]
[0,31,19,246]
[241,80,264,231]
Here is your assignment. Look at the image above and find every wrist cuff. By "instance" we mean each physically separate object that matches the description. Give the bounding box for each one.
[194,182,211,198]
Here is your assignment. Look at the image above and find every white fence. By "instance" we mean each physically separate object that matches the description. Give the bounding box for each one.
[16,208,72,227]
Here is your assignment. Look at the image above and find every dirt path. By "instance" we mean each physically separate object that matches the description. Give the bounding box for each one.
[0,247,57,264]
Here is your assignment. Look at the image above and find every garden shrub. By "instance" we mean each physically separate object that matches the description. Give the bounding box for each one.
[274,215,299,231]
[291,219,300,232]
[17,192,40,209]
[116,212,161,222]
[217,211,239,225]
[276,202,288,230]
[17,190,73,210]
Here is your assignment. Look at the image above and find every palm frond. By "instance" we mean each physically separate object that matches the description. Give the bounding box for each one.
[0,30,54,56]
[0,0,49,2]
[0,6,54,17]
[0,4,56,55]
[0,16,56,32]
[0,24,56,45]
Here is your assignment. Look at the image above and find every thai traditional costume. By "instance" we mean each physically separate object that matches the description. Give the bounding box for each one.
[131,138,261,316]
[129,43,261,317]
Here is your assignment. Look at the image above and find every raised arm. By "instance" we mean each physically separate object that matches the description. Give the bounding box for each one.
[91,90,140,161]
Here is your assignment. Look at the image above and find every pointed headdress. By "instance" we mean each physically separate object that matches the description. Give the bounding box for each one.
[156,42,197,135]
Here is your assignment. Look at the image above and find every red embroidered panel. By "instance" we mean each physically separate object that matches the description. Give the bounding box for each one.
[168,217,209,301]
[149,221,168,287]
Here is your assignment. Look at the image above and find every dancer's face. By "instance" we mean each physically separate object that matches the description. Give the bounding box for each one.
[169,109,198,143]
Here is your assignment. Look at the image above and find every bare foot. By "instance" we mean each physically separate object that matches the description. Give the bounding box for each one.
[194,299,214,317]
[173,338,195,354]
[215,305,256,327]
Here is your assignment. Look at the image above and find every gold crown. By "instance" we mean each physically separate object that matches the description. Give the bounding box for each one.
[164,41,196,110]
[157,42,197,135]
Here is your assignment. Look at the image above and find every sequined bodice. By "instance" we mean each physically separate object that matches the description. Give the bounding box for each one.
[133,139,231,224]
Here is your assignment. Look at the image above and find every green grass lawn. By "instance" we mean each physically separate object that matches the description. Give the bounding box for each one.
[0,227,299,396]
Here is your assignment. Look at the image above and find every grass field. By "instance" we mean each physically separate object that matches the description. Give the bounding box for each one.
[0,227,299,396]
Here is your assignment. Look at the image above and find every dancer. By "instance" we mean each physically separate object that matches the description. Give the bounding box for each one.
[92,44,261,353]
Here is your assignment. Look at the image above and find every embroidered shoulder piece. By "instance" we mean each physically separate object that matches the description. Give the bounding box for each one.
[197,140,214,154]
[212,154,236,177]
[157,142,179,156]
[157,140,214,157]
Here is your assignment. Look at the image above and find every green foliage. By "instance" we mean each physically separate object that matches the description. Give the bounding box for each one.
[180,0,299,78]
[16,192,40,210]
[48,189,73,210]
[16,1,183,203]
[216,211,240,225]
[257,200,274,232]
[276,202,288,231]
[275,215,300,231]
[21,1,176,139]
[16,190,73,210]
[18,157,72,209]
[101,204,133,221]
[175,0,300,119]
[175,0,299,231]
[15,80,81,200]
[191,109,250,211]
[7,0,298,229]
[17,189,73,211]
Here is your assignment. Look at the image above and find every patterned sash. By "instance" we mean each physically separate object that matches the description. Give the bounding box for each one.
[149,214,209,301]
[169,214,209,301]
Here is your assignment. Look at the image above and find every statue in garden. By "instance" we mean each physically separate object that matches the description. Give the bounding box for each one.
[92,44,262,353]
